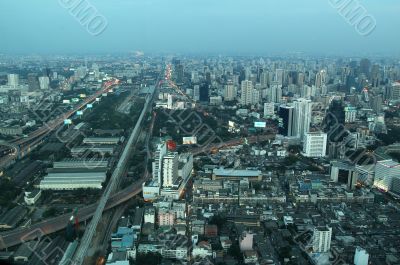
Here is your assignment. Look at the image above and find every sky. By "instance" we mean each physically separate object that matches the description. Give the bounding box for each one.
[0,0,399,55]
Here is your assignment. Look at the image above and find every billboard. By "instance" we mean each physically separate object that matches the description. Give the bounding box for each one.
[254,121,266,128]
[62,99,71,104]
[228,121,235,128]
[64,119,72,125]
[87,104,93,108]
[76,111,83,116]
[183,136,197,145]
[71,98,79,103]
[79,94,87,98]
[95,98,100,102]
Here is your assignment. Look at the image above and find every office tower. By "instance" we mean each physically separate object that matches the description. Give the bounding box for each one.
[27,73,40,90]
[39,76,50,90]
[278,105,295,136]
[7,74,19,87]
[391,82,400,100]
[374,160,400,192]
[193,85,200,101]
[240,80,253,105]
[370,94,383,113]
[162,152,179,188]
[224,81,237,101]
[303,132,327,157]
[191,71,199,83]
[268,81,282,103]
[275,69,284,85]
[260,71,269,88]
[360,58,371,76]
[354,247,369,265]
[298,72,305,87]
[199,83,209,102]
[370,64,380,87]
[293,98,312,139]
[175,64,184,83]
[152,142,167,185]
[313,226,332,253]
[315,69,327,88]
[330,161,358,189]
[264,102,275,118]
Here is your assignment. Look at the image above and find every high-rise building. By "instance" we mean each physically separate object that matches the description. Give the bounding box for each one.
[240,80,254,105]
[344,105,357,123]
[193,85,200,101]
[391,82,400,100]
[268,82,282,103]
[275,69,284,85]
[7,74,19,87]
[293,98,312,139]
[199,83,209,102]
[374,159,400,192]
[39,76,50,90]
[313,226,332,253]
[370,94,383,113]
[152,142,167,185]
[278,105,295,137]
[27,73,40,90]
[167,94,173,109]
[263,102,275,118]
[224,81,236,101]
[163,152,179,188]
[354,247,369,265]
[303,132,327,157]
[260,71,269,88]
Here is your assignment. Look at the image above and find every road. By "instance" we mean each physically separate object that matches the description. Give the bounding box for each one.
[0,179,145,250]
[71,81,156,265]
[0,79,119,167]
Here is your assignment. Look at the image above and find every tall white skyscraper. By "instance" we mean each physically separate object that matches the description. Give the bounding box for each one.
[313,226,332,253]
[303,132,327,157]
[224,81,236,101]
[39,76,50,90]
[152,142,167,185]
[293,98,312,139]
[162,152,179,188]
[167,94,173,109]
[240,80,254,105]
[7,74,19,87]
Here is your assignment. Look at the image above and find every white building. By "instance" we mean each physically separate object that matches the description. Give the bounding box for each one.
[162,152,179,188]
[158,208,175,227]
[303,132,327,157]
[224,81,236,101]
[240,80,254,105]
[293,98,312,139]
[313,226,332,253]
[39,76,50,90]
[354,246,369,265]
[152,142,167,185]
[374,159,400,192]
[178,153,193,180]
[263,102,275,117]
[268,81,282,103]
[39,172,107,190]
[7,74,19,87]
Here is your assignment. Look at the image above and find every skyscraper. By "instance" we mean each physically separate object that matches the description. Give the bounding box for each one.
[278,105,295,136]
[313,226,332,253]
[240,80,253,105]
[163,152,179,188]
[293,98,312,139]
[268,81,282,103]
[374,159,400,192]
[263,102,275,118]
[199,83,209,102]
[224,81,237,101]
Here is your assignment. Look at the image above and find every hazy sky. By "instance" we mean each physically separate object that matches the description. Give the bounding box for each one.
[0,0,399,55]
